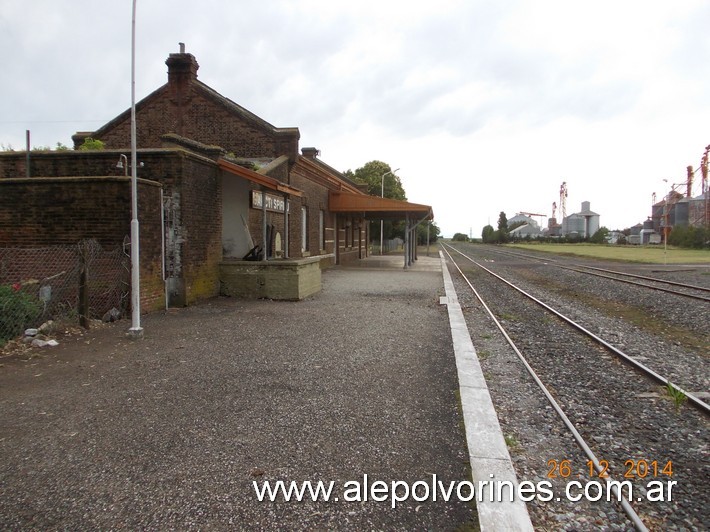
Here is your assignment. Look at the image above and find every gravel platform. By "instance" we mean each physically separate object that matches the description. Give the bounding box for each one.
[0,256,476,530]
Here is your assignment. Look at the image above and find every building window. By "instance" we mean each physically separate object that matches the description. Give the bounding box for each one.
[301,206,308,252]
[319,210,325,251]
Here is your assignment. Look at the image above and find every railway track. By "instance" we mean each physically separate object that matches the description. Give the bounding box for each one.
[441,243,709,531]
[476,246,710,302]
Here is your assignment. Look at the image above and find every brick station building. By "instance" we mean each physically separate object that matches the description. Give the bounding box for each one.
[0,45,433,313]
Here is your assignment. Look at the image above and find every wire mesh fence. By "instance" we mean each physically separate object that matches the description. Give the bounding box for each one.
[0,240,129,345]
[371,238,405,255]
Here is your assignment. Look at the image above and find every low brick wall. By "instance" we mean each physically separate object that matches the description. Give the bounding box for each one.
[219,256,323,300]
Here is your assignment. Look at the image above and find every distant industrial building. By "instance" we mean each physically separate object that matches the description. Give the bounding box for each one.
[651,191,709,234]
[509,213,542,238]
[631,162,708,244]
[542,182,600,239]
[560,201,600,238]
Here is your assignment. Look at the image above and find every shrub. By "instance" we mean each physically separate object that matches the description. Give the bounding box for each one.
[668,225,709,249]
[78,137,105,151]
[0,284,41,345]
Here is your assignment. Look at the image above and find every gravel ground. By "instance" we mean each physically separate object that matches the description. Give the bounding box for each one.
[0,260,476,530]
[444,243,709,531]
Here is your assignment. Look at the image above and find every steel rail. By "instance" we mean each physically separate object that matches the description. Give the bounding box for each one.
[557,265,710,302]
[444,244,710,416]
[456,244,710,302]
[572,264,710,293]
[441,245,649,532]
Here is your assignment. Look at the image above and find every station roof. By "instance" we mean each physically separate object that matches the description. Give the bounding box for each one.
[328,191,434,220]
[218,157,302,197]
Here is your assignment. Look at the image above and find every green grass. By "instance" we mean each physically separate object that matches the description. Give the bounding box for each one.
[504,433,522,453]
[476,349,491,361]
[506,243,710,264]
[666,382,688,411]
[525,274,709,353]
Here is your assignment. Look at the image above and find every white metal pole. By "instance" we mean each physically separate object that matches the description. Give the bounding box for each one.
[404,214,409,270]
[380,173,385,256]
[128,0,143,338]
[379,168,399,255]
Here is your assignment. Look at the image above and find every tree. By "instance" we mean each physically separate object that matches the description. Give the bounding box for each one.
[345,160,407,241]
[481,225,495,243]
[668,225,709,249]
[78,137,105,151]
[590,227,609,244]
[345,160,406,200]
[416,221,441,244]
[497,212,509,243]
[452,233,469,242]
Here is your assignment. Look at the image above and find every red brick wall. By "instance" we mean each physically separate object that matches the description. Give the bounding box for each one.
[0,176,164,311]
[179,157,222,303]
[287,159,370,265]
[91,85,299,162]
[289,165,332,259]
[0,149,225,310]
[0,150,132,180]
[336,217,367,265]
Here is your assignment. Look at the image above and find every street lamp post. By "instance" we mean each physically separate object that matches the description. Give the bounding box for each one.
[127,0,143,338]
[380,168,399,255]
[117,154,128,176]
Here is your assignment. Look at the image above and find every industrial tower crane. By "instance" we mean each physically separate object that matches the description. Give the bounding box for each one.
[517,211,546,227]
[559,181,568,221]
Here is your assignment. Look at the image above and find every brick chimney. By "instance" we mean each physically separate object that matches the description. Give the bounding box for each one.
[301,147,320,159]
[166,42,199,96]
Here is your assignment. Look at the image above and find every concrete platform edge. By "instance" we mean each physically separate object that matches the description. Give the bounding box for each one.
[439,251,534,531]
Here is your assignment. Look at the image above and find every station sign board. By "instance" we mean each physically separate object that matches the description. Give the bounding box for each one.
[251,190,289,213]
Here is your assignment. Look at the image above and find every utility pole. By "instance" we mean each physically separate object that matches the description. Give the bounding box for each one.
[703,145,710,230]
[379,168,399,255]
[127,0,143,339]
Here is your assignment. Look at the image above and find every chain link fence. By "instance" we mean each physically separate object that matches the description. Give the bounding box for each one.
[371,238,405,255]
[0,240,129,346]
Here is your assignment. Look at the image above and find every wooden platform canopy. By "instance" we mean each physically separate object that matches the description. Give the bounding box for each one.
[329,190,434,269]
[328,191,433,220]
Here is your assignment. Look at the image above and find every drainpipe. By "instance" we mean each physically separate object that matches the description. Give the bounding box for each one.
[160,188,168,310]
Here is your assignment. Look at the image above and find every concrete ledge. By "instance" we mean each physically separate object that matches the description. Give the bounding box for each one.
[439,251,534,531]
[220,256,322,300]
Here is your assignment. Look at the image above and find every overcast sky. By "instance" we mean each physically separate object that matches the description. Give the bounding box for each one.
[2,1,709,237]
